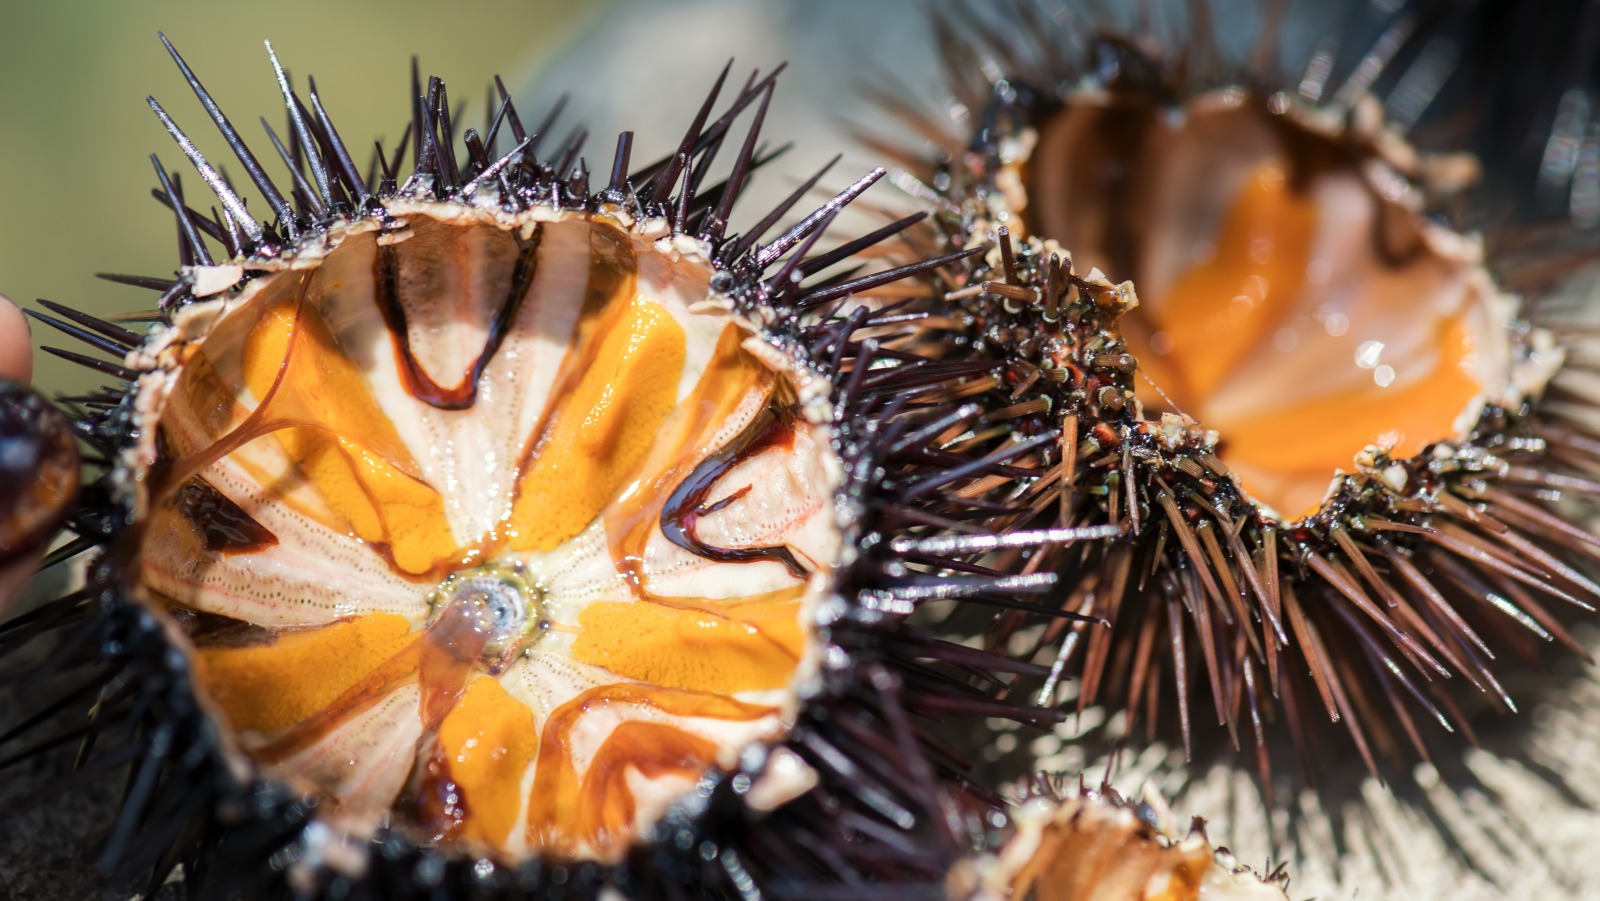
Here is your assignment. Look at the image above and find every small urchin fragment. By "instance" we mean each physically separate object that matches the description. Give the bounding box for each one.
[949,779,1291,901]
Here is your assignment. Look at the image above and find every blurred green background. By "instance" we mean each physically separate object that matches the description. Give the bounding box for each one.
[0,0,607,396]
[0,0,964,399]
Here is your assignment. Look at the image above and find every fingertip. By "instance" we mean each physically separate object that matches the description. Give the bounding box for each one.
[0,293,32,384]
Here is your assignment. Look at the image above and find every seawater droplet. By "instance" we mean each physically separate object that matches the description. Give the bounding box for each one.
[1374,364,1396,387]
[1355,340,1385,369]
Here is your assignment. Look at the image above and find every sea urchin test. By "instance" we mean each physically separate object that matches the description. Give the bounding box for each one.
[1019,90,1548,519]
[127,204,837,862]
[900,9,1600,774]
[7,31,1114,895]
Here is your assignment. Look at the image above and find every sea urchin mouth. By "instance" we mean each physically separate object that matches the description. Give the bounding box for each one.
[122,202,840,865]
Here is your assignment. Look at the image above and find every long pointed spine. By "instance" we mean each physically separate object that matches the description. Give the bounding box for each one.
[307,75,370,203]
[259,117,326,218]
[647,61,732,206]
[147,97,264,245]
[157,33,294,238]
[35,300,141,347]
[265,41,331,211]
[703,82,774,241]
[149,155,213,267]
[756,168,887,269]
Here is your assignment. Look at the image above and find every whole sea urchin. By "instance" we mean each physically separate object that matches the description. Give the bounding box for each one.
[849,0,1600,794]
[1,35,1120,898]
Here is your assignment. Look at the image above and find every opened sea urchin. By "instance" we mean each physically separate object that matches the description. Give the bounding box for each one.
[3,35,1110,897]
[877,1,1600,780]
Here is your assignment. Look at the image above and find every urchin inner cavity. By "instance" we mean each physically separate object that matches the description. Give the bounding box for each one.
[128,206,839,865]
[1023,90,1554,519]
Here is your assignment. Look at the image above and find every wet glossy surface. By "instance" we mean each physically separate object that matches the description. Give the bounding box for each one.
[1027,94,1500,518]
[137,208,839,861]
[990,795,1288,901]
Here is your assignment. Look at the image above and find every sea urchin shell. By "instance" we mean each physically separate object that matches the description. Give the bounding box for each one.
[125,198,842,865]
[879,1,1600,781]
[2,32,1125,898]
[949,781,1291,901]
